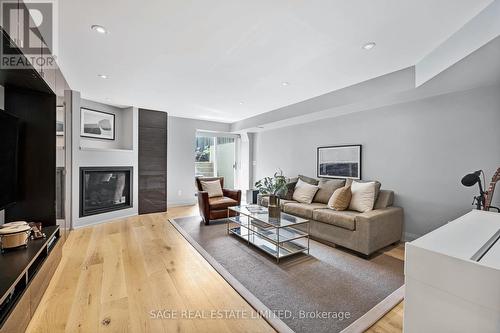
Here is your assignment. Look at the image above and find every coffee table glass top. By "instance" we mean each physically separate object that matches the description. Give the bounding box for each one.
[229,205,309,227]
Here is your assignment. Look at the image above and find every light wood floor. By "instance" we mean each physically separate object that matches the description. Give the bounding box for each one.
[27,205,404,333]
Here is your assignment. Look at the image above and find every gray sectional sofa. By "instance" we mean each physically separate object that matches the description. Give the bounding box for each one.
[260,177,403,257]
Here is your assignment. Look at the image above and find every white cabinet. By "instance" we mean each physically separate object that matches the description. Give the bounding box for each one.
[404,210,500,333]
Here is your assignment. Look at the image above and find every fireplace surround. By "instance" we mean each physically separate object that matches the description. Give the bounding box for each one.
[80,167,133,217]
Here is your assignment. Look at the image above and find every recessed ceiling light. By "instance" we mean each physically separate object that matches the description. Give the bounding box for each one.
[239,102,244,105]
[91,25,107,34]
[97,74,108,79]
[362,42,376,50]
[281,82,290,86]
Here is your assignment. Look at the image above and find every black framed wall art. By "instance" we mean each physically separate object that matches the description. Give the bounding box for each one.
[80,108,115,140]
[317,145,362,179]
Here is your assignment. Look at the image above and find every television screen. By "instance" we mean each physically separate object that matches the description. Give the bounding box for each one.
[0,111,19,209]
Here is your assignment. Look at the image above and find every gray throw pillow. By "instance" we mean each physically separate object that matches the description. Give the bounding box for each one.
[277,180,298,200]
[298,174,319,186]
[313,179,346,204]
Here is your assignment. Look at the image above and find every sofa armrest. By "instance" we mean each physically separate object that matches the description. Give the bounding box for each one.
[197,191,210,220]
[223,189,241,203]
[355,207,404,255]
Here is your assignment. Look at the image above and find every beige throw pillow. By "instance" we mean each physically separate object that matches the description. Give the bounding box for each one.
[327,186,352,211]
[349,181,377,213]
[292,179,319,204]
[200,180,223,198]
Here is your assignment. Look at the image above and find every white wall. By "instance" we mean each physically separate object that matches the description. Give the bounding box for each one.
[70,92,139,228]
[252,84,500,239]
[167,116,230,206]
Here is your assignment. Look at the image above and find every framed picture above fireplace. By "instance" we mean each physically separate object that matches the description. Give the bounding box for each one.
[317,145,362,179]
[80,108,115,140]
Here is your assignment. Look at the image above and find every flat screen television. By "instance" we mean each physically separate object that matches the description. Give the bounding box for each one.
[0,111,19,210]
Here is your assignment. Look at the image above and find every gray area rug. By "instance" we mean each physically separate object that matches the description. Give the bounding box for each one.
[171,216,404,333]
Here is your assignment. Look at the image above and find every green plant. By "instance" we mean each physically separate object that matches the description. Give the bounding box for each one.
[255,169,287,196]
[195,145,211,162]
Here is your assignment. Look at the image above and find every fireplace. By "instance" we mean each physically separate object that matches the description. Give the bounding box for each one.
[80,167,133,217]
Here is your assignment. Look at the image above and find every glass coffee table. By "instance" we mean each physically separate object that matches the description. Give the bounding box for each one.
[227,205,310,264]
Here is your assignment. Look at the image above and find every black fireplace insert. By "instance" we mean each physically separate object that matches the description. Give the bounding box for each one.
[80,167,133,217]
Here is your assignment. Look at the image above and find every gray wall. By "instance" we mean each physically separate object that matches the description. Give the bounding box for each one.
[253,84,500,239]
[168,116,231,206]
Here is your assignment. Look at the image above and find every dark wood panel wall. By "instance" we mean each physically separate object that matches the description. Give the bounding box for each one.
[5,87,56,226]
[138,109,168,214]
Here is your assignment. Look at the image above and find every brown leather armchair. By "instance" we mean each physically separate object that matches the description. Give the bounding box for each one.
[195,177,241,225]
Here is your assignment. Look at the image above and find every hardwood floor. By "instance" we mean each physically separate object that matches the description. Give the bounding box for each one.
[365,244,405,333]
[27,205,405,333]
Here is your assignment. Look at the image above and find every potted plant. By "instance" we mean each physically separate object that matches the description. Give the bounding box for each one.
[255,170,287,219]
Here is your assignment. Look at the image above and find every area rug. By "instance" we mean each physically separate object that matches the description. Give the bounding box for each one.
[170,216,404,333]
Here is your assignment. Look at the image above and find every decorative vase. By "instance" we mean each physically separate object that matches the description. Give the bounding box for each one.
[268,194,281,220]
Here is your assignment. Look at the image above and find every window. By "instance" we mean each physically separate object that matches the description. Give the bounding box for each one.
[195,134,236,188]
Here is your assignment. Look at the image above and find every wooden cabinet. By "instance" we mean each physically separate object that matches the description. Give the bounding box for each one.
[138,109,168,214]
[29,239,62,316]
[0,227,62,333]
[0,292,30,333]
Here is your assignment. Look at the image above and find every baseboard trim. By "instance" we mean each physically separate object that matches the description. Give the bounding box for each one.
[404,232,421,241]
[167,200,197,207]
[72,212,138,229]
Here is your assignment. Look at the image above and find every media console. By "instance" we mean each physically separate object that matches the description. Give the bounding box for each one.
[0,226,62,333]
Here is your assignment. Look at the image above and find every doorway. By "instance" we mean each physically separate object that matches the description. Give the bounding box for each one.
[195,134,237,188]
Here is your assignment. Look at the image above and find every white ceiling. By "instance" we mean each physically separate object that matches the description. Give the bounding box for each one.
[57,0,492,122]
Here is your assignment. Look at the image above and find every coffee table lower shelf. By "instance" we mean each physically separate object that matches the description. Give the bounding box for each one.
[229,226,308,263]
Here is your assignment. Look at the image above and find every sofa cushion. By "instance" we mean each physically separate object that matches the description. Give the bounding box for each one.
[283,202,327,219]
[349,181,378,213]
[346,179,381,202]
[209,196,238,210]
[298,174,319,186]
[327,186,352,211]
[313,209,358,231]
[260,196,295,209]
[313,179,346,203]
[200,180,223,198]
[292,179,319,204]
[374,190,394,209]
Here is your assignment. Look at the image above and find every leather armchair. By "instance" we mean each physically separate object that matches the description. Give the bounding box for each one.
[195,177,241,225]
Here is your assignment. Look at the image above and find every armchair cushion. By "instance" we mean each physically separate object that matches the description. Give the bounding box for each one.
[209,196,239,210]
[200,180,223,198]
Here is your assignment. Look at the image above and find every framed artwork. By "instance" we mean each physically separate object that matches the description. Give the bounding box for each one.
[80,108,115,140]
[317,145,362,179]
